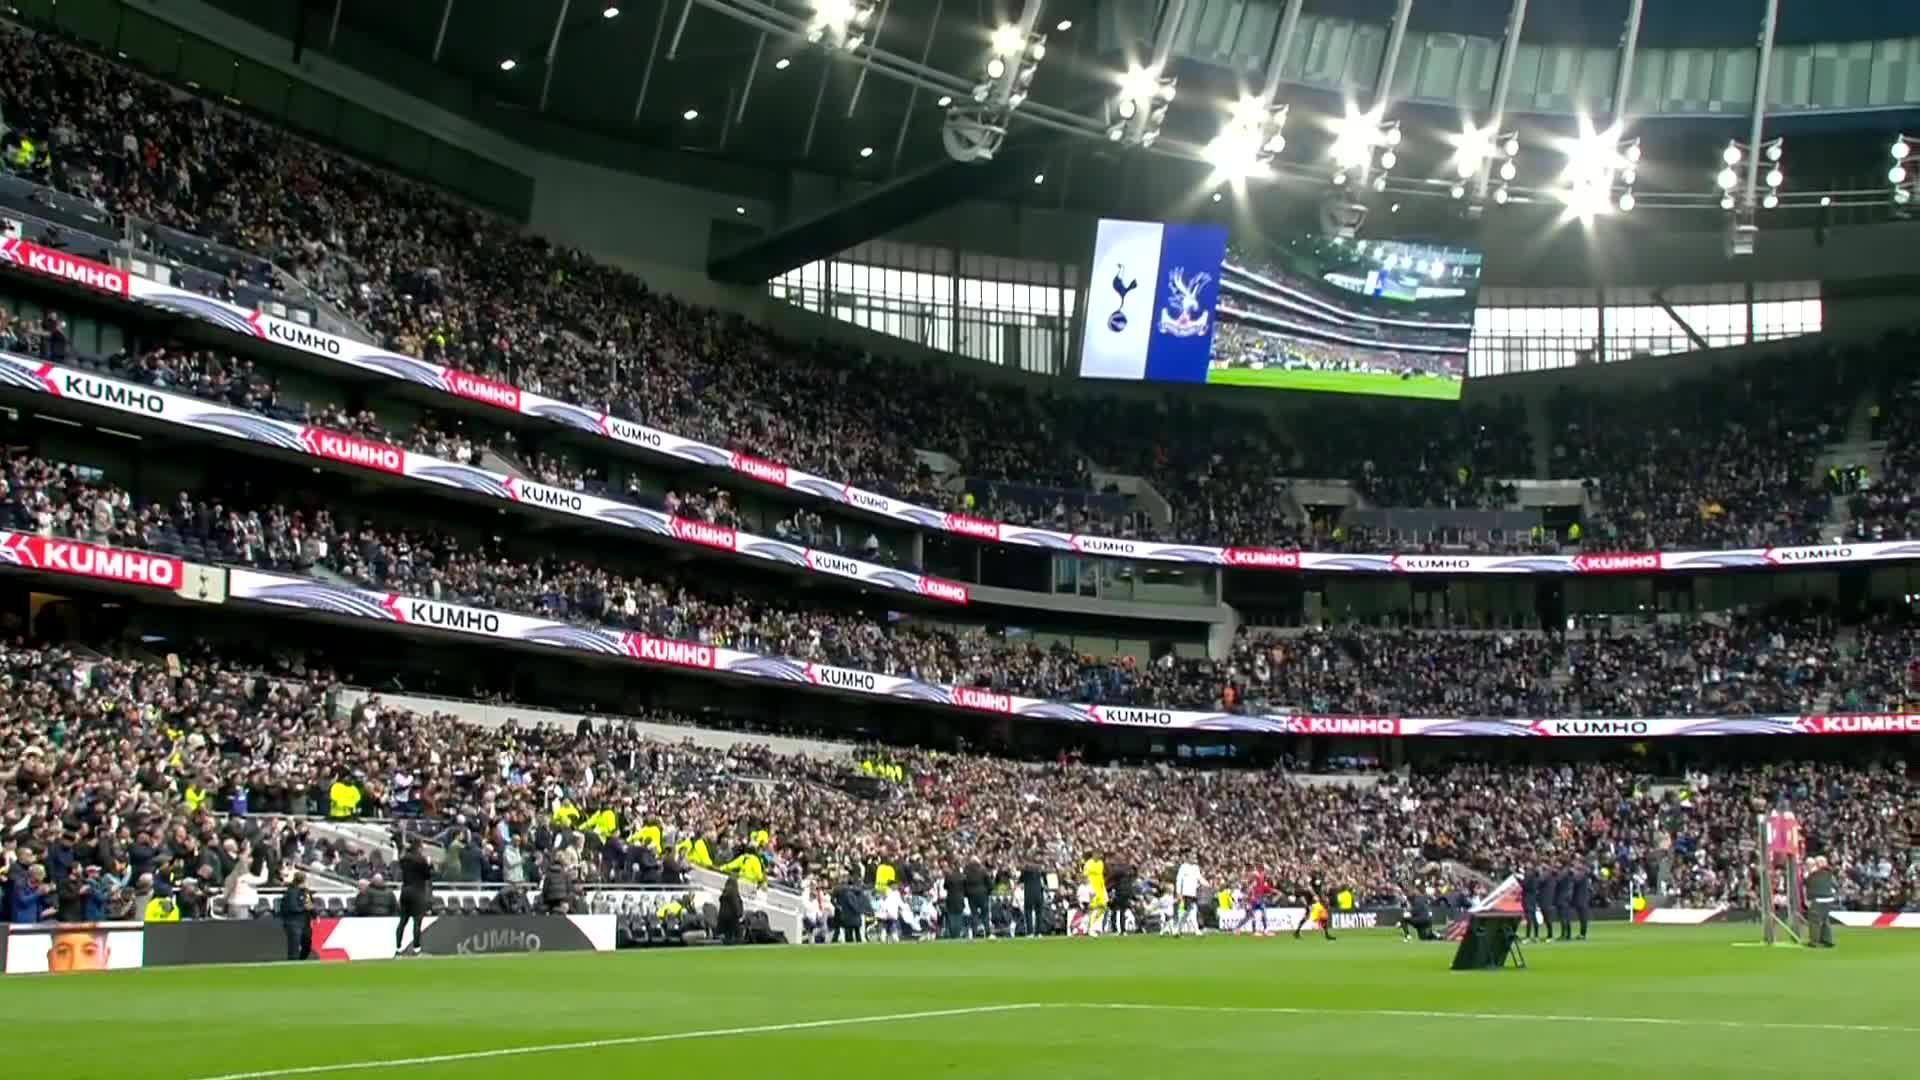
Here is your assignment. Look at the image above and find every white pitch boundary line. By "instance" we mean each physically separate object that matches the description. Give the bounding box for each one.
[1068,1002,1920,1035]
[188,999,1920,1078]
[188,1004,1046,1080]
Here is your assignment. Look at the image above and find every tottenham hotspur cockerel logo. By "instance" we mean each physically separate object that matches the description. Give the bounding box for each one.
[1158,267,1213,338]
[1106,266,1138,332]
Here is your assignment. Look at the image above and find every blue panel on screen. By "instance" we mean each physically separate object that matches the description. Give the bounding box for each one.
[1141,223,1229,383]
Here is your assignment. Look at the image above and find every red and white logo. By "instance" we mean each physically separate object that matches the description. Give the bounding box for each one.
[952,686,1012,713]
[668,517,736,550]
[1286,715,1401,736]
[1799,713,1920,735]
[920,578,969,605]
[0,239,130,296]
[0,533,181,588]
[944,514,1001,541]
[445,369,521,411]
[1572,552,1660,573]
[1223,547,1301,569]
[301,428,405,474]
[627,634,716,670]
[730,452,789,487]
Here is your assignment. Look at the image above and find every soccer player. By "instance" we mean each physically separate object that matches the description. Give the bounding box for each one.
[1293,887,1336,941]
[1244,868,1274,936]
[1083,853,1107,937]
[1175,861,1203,935]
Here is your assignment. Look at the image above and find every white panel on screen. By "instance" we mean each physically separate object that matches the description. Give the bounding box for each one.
[1078,219,1163,380]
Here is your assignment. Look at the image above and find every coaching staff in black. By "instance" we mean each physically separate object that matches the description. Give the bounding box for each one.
[396,838,433,956]
[1552,864,1576,942]
[1520,865,1543,941]
[278,871,315,960]
[1400,887,1436,942]
[1804,856,1839,949]
[1572,864,1594,941]
[1019,860,1048,937]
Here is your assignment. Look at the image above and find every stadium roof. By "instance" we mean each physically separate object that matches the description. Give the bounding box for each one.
[217,0,1920,279]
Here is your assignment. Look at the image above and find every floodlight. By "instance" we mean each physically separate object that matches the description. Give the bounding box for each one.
[1765,168,1784,188]
[1617,191,1635,212]
[1030,42,1046,61]
[1624,141,1641,164]
[1723,142,1742,166]
[1766,142,1783,162]
[936,94,952,107]
[1719,194,1735,210]
[603,6,621,17]
[991,23,1024,55]
[1203,132,1265,182]
[1263,134,1287,155]
[1332,170,1348,186]
[1455,157,1478,180]
[1502,136,1520,158]
[1898,188,1914,205]
[775,57,792,70]
[1384,124,1402,146]
[1449,183,1465,199]
[1371,174,1387,192]
[1499,160,1516,181]
[986,57,1006,79]
[1378,150,1397,170]
[1118,66,1159,106]
[1894,138,1911,161]
[1117,97,1137,120]
[499,58,517,71]
[1493,185,1510,205]
[682,108,699,120]
[1716,167,1738,190]
[1891,165,1909,185]
[1762,192,1779,209]
[1620,168,1636,185]
[1820,196,1832,206]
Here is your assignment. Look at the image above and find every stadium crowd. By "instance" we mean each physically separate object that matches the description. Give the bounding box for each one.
[3,641,1915,930]
[1,28,1889,560]
[3,450,1915,718]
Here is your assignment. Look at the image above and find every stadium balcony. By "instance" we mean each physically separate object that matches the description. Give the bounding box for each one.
[0,20,1914,629]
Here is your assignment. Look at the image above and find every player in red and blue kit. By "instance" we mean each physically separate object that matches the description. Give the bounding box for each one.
[1244,869,1275,936]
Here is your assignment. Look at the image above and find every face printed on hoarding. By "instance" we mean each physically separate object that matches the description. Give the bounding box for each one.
[47,928,110,972]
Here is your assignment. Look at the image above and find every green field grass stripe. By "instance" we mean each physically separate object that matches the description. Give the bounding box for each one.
[191,1003,1047,1080]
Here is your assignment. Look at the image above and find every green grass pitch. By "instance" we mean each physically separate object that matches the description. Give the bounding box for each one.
[6,927,1913,1079]
[1206,366,1466,399]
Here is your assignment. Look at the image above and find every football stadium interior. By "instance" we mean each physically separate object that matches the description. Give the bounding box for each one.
[0,0,1918,1077]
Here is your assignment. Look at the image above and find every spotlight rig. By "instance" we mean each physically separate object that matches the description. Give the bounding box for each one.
[805,0,879,50]
[1891,135,1918,211]
[1713,136,1784,256]
[1450,126,1523,214]
[1106,64,1177,149]
[1202,95,1289,183]
[943,17,1046,162]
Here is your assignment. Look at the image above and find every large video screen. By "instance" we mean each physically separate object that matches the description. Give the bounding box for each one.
[1079,218,1482,400]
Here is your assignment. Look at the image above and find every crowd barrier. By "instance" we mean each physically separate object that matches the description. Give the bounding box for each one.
[0,915,616,974]
[3,530,1918,739]
[6,238,1918,580]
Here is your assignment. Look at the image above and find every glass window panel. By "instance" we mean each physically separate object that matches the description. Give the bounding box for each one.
[1510,43,1542,105]
[1631,48,1666,112]
[1304,18,1352,86]
[1712,48,1756,113]
[1414,34,1465,100]
[1573,47,1615,114]
[1770,45,1812,107]
[1457,34,1498,109]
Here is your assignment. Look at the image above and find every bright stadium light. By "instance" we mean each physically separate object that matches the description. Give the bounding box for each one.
[1617,191,1636,212]
[1766,168,1784,188]
[1766,142,1783,163]
[987,57,1006,79]
[1723,141,1743,166]
[1720,193,1735,210]
[1205,97,1288,184]
[1493,184,1510,205]
[1108,65,1174,148]
[1716,167,1739,190]
[991,23,1024,55]
[1499,159,1517,181]
[1893,165,1911,185]
[1895,137,1912,161]
[1449,182,1465,199]
[1762,192,1779,209]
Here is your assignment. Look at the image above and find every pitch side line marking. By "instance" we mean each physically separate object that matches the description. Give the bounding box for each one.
[189,1004,1047,1080]
[1066,1002,1920,1035]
